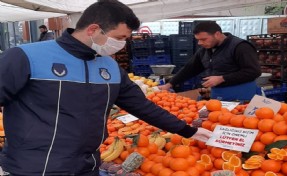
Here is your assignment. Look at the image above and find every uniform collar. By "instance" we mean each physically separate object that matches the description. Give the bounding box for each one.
[56,28,97,61]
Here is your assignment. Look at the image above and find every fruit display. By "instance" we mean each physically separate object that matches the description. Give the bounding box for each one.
[99,90,287,176]
[128,73,159,95]
[247,34,287,83]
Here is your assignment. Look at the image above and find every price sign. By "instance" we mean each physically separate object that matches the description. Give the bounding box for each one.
[244,95,281,117]
[117,114,139,124]
[206,125,258,152]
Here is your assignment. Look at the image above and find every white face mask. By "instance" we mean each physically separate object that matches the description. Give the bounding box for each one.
[90,31,126,56]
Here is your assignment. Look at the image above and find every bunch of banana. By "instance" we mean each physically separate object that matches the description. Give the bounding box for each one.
[161,132,173,139]
[101,137,125,162]
[148,133,166,149]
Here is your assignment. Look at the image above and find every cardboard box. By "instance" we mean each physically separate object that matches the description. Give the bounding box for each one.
[267,17,287,34]
[177,89,200,100]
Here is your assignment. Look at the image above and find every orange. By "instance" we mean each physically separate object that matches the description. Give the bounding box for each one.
[264,171,277,176]
[260,159,282,172]
[242,163,261,170]
[170,171,189,176]
[197,154,213,171]
[230,115,246,127]
[140,160,155,173]
[260,132,277,145]
[208,111,222,122]
[222,162,239,172]
[136,147,150,158]
[218,112,233,125]
[158,168,174,176]
[258,119,275,132]
[119,150,129,161]
[255,107,274,119]
[251,170,265,176]
[150,163,164,176]
[186,155,196,166]
[267,148,287,160]
[273,121,287,135]
[274,135,287,142]
[181,137,192,146]
[186,167,200,176]
[170,134,182,145]
[147,143,158,154]
[229,155,241,167]
[255,131,263,141]
[165,142,175,151]
[170,145,190,158]
[236,170,249,176]
[169,158,189,171]
[197,141,208,149]
[137,134,149,147]
[201,171,211,176]
[281,162,287,175]
[194,163,205,174]
[153,155,164,163]
[250,141,265,153]
[162,156,172,167]
[201,120,213,130]
[273,113,285,122]
[243,117,259,129]
[221,151,241,161]
[210,147,226,158]
[213,158,224,169]
[205,99,222,111]
[279,103,287,115]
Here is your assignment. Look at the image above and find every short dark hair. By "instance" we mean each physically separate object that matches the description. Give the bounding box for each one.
[39,25,47,29]
[76,0,140,32]
[193,21,222,35]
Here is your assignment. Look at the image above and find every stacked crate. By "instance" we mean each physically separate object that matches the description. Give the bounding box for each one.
[131,34,171,77]
[169,34,201,92]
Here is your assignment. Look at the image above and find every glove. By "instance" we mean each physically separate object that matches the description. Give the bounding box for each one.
[191,127,213,142]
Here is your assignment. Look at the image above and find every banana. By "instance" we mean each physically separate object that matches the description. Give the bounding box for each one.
[149,133,166,149]
[154,136,166,149]
[103,139,124,162]
[100,138,117,160]
[161,132,173,138]
[148,136,156,143]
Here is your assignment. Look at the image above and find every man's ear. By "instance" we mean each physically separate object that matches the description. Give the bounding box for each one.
[86,24,101,36]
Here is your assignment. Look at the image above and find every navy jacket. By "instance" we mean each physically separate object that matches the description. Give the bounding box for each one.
[0,29,197,176]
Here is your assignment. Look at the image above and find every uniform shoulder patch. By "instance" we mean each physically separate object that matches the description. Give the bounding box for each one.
[52,63,67,77]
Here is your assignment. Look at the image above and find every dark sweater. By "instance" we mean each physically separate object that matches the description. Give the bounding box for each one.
[170,33,261,87]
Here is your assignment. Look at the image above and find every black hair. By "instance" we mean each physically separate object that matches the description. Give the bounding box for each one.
[193,21,222,35]
[75,0,140,32]
[39,25,47,29]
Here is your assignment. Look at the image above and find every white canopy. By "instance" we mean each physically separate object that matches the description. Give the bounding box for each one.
[0,0,286,22]
[0,2,66,22]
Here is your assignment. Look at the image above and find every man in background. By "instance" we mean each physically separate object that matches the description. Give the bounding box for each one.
[159,21,261,101]
[38,25,54,41]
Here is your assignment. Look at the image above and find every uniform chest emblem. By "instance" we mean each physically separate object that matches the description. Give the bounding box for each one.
[52,63,67,77]
[99,68,111,80]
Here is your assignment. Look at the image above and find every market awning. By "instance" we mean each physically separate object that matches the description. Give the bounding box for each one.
[0,0,286,22]
[0,2,66,22]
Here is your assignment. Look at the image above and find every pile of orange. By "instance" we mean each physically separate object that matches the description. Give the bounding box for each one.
[99,88,287,176]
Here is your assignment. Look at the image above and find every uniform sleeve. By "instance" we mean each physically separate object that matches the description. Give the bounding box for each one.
[115,68,197,137]
[0,47,30,106]
[222,42,261,86]
[169,50,204,86]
